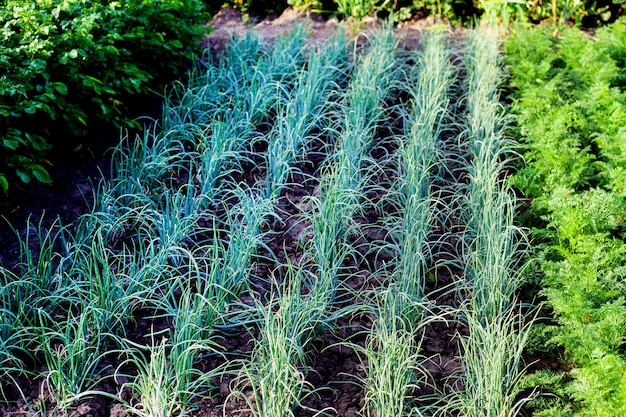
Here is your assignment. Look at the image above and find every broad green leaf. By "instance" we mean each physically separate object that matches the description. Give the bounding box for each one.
[100,103,112,115]
[27,134,52,151]
[53,82,68,95]
[0,175,8,193]
[16,169,31,184]
[169,40,183,49]
[3,138,20,150]
[31,164,51,184]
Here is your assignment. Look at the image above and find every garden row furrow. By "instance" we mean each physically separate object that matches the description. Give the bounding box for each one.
[233,27,399,417]
[225,30,352,417]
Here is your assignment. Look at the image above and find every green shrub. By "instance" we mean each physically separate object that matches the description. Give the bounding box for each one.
[0,0,211,195]
[523,0,625,25]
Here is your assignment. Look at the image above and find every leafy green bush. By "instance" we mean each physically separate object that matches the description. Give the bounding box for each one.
[0,0,211,195]
[523,0,625,25]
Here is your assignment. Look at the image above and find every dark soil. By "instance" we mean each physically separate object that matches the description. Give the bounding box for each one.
[0,145,112,270]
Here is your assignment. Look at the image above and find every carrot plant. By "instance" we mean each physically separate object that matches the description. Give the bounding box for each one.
[505,21,626,416]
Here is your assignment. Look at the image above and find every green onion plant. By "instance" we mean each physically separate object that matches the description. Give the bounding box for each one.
[263,32,347,201]
[357,289,426,417]
[38,306,114,411]
[360,28,453,417]
[445,28,534,417]
[232,274,322,417]
[120,337,181,417]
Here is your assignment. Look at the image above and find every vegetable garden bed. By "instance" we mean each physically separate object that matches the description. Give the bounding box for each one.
[2,8,625,417]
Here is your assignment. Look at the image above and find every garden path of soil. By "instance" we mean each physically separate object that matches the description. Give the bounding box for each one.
[0,7,543,417]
